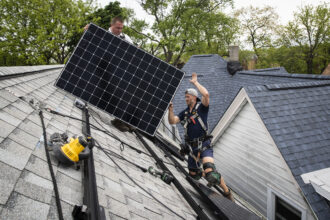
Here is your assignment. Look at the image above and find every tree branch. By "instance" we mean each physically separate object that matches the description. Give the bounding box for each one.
[127,26,160,43]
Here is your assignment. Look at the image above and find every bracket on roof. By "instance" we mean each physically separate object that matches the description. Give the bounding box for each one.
[19,96,46,111]
[72,205,88,220]
[75,98,86,109]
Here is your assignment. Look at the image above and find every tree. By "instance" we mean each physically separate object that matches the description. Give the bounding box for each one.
[0,0,95,65]
[88,1,149,48]
[254,46,306,72]
[139,0,237,65]
[280,3,329,74]
[235,6,279,59]
[89,1,129,29]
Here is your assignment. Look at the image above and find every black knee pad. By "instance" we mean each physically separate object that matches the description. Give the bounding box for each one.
[203,162,216,171]
[203,162,221,185]
[189,168,203,180]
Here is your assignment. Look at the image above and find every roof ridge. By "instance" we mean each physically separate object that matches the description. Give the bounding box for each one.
[1,70,56,91]
[0,65,64,80]
[249,67,287,73]
[245,80,330,91]
[265,80,330,90]
[238,71,330,80]
[191,54,218,58]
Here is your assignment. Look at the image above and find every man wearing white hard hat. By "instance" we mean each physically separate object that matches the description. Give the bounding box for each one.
[168,72,233,201]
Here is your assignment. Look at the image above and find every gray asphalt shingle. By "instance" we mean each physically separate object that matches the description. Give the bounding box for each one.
[172,54,330,140]
[0,65,233,219]
[245,81,330,219]
[173,54,330,219]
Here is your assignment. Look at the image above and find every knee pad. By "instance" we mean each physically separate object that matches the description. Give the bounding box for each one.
[203,162,221,185]
[189,168,203,180]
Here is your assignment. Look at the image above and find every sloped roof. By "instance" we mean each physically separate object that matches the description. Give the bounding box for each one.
[0,65,258,219]
[172,54,330,139]
[0,66,195,219]
[245,81,330,220]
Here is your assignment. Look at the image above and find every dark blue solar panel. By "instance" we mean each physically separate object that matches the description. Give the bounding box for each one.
[55,23,185,136]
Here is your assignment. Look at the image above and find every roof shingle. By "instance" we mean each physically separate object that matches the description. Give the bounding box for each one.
[0,65,248,219]
[245,81,330,219]
[173,54,330,139]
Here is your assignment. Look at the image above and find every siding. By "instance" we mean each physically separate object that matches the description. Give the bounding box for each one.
[213,102,315,219]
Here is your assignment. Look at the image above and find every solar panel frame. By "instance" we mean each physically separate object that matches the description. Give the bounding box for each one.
[55,23,185,136]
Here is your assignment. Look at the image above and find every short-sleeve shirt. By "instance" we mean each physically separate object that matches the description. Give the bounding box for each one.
[108,28,133,44]
[178,103,209,140]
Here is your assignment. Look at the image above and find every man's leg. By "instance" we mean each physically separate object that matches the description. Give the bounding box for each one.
[188,155,203,180]
[202,156,234,201]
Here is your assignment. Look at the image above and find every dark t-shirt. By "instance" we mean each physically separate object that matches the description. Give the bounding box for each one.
[178,103,209,140]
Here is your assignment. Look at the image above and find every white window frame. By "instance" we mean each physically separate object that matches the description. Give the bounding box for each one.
[267,186,307,220]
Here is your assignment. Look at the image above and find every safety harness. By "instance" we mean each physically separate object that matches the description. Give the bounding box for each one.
[182,103,208,137]
[181,103,213,163]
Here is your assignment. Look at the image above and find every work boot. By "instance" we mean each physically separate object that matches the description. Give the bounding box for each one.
[224,189,234,202]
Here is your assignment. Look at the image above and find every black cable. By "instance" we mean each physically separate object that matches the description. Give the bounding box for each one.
[88,110,149,155]
[47,108,86,123]
[94,139,185,220]
[46,107,181,167]
[88,110,182,168]
[39,110,64,220]
[160,120,183,144]
[94,145,147,172]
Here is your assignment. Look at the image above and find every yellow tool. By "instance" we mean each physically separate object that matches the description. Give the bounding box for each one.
[61,136,88,162]
[50,133,90,165]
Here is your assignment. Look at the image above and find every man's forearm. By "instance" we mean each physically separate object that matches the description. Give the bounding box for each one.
[193,81,209,98]
[168,110,176,124]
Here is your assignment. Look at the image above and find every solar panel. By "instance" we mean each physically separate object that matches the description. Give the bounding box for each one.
[55,23,185,136]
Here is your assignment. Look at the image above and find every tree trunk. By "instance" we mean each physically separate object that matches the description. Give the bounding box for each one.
[306,51,314,74]
[166,51,173,64]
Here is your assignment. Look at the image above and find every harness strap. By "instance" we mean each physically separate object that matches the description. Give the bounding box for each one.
[196,151,201,163]
[187,140,213,163]
[187,147,199,162]
[196,115,207,133]
[183,103,208,136]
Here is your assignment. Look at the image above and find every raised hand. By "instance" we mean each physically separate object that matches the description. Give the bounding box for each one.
[190,72,198,85]
[168,102,173,111]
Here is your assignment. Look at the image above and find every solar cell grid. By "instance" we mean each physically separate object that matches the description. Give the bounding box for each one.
[55,23,185,135]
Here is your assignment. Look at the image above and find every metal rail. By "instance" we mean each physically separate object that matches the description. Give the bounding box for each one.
[81,107,105,220]
[135,131,211,220]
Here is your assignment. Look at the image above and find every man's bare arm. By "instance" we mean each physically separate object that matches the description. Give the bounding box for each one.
[168,102,180,124]
[190,73,209,107]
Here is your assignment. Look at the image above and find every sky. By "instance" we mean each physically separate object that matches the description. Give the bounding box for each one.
[97,0,327,26]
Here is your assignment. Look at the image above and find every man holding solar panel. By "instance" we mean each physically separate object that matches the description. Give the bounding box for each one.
[168,73,234,201]
[85,16,134,132]
[84,17,133,44]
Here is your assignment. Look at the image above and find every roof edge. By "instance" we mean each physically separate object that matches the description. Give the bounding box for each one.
[249,67,287,73]
[238,71,330,80]
[244,80,330,92]
[0,65,64,81]
[265,80,330,90]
